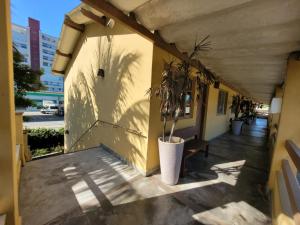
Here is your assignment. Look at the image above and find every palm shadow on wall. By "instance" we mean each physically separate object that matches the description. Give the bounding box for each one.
[66,33,148,166]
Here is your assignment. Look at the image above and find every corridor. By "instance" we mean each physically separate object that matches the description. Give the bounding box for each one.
[20,119,271,225]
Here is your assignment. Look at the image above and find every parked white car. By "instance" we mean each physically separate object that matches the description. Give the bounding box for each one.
[55,105,64,116]
[41,105,58,114]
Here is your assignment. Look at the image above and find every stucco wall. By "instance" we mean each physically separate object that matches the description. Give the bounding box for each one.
[269,58,300,187]
[146,46,199,172]
[64,22,153,173]
[268,58,300,225]
[15,113,23,146]
[268,86,283,160]
[0,1,21,224]
[204,83,237,141]
[64,22,241,175]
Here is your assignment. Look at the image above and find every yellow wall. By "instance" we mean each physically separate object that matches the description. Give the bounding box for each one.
[269,86,283,133]
[268,58,300,225]
[15,113,27,165]
[15,113,23,146]
[64,22,153,174]
[204,83,237,141]
[146,46,200,172]
[0,0,21,224]
[269,58,300,187]
[268,86,283,160]
[64,20,242,175]
[15,113,22,180]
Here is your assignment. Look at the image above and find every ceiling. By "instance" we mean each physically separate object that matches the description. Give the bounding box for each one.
[108,0,300,103]
[53,0,300,103]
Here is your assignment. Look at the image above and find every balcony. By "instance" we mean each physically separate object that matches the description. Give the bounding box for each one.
[20,118,271,225]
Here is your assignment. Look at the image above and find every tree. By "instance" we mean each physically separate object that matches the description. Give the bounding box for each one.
[13,45,45,107]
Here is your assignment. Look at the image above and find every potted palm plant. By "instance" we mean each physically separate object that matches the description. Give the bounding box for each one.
[155,62,186,185]
[230,95,244,135]
[148,37,214,185]
[230,96,257,135]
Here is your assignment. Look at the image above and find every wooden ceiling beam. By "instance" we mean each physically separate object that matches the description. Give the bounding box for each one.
[80,8,107,26]
[64,15,85,32]
[82,0,154,40]
[153,30,189,62]
[52,69,65,75]
[129,12,137,21]
[56,50,72,58]
[81,0,252,97]
[81,0,219,77]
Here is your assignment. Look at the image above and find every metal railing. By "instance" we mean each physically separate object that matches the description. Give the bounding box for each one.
[69,119,147,151]
[69,119,100,151]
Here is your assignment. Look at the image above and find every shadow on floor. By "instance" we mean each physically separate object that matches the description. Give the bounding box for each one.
[20,119,271,225]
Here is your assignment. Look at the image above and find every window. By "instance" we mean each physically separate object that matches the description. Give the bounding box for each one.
[42,49,55,56]
[180,78,194,118]
[42,42,56,50]
[43,55,53,61]
[20,43,27,49]
[163,78,195,121]
[42,34,57,44]
[217,90,228,115]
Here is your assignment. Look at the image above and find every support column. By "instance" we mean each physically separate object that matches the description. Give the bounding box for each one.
[268,54,300,188]
[269,86,283,134]
[0,0,20,224]
[268,86,283,160]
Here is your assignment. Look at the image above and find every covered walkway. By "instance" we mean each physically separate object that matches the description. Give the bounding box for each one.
[20,118,270,225]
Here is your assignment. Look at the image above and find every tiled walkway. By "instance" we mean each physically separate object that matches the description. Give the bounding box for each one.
[20,119,271,225]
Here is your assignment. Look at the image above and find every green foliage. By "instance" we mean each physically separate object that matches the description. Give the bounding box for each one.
[27,128,64,150]
[31,146,64,158]
[147,36,215,142]
[230,95,257,120]
[231,95,241,120]
[13,45,45,107]
[15,95,36,108]
[147,61,187,142]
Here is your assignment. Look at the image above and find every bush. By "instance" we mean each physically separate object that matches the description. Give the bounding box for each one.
[15,95,36,107]
[31,146,64,158]
[27,128,64,150]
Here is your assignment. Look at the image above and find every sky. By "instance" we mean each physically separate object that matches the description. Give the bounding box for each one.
[11,0,81,37]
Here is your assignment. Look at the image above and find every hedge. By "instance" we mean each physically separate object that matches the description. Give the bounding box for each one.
[27,128,64,150]
[31,146,64,158]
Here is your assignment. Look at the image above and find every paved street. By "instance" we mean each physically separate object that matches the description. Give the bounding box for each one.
[23,111,64,129]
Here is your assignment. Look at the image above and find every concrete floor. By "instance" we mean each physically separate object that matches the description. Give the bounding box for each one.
[20,119,271,225]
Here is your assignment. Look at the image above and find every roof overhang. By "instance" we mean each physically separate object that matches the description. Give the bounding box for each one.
[52,4,107,75]
[52,0,300,103]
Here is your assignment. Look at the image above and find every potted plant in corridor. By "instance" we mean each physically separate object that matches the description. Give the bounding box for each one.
[240,98,256,124]
[148,37,215,185]
[230,96,256,135]
[153,62,185,185]
[230,95,244,135]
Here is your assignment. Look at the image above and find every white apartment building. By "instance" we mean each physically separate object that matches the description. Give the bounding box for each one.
[12,18,64,94]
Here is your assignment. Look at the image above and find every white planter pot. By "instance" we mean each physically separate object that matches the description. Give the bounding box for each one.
[158,136,184,185]
[232,120,243,135]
